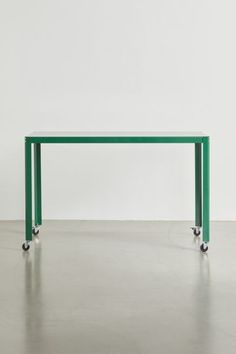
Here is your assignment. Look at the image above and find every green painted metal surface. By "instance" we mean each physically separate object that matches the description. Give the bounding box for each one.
[27,136,204,144]
[195,143,202,227]
[203,137,210,243]
[25,140,32,241]
[34,144,42,226]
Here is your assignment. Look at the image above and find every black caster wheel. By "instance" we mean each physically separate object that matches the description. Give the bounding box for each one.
[200,242,208,253]
[22,242,30,251]
[192,227,201,237]
[32,227,39,236]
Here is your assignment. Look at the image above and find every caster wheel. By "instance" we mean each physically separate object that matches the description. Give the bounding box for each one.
[192,227,201,237]
[32,227,39,236]
[22,242,30,251]
[200,243,208,253]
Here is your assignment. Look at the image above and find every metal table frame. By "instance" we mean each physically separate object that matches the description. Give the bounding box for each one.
[23,132,210,252]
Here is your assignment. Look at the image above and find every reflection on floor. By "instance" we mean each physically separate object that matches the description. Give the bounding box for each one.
[0,220,235,354]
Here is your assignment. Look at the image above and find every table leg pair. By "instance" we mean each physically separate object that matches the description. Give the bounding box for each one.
[193,139,210,252]
[23,141,42,251]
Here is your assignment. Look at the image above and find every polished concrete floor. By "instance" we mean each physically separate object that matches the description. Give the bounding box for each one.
[0,220,236,354]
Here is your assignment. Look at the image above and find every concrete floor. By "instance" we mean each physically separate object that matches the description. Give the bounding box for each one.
[0,220,236,354]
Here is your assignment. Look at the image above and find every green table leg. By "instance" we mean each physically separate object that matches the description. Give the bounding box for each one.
[25,139,32,244]
[202,137,210,245]
[195,143,202,229]
[34,143,42,227]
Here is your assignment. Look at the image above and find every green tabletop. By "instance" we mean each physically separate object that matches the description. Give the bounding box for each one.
[27,131,206,137]
[26,131,207,143]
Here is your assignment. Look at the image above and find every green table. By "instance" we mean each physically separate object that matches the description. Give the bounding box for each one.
[23,131,210,253]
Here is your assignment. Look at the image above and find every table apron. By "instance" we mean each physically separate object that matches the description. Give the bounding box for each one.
[27,137,204,144]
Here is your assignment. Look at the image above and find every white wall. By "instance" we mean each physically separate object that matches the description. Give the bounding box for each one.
[0,0,235,220]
